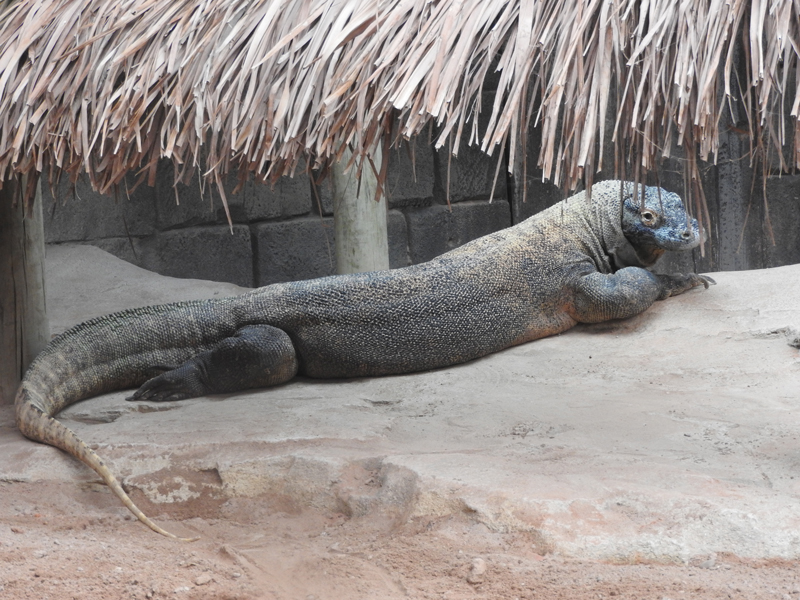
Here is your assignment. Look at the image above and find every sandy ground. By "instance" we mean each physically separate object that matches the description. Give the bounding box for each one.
[1,244,800,599]
[3,488,800,600]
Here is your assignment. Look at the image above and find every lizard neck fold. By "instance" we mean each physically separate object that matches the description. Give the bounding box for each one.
[575,181,650,273]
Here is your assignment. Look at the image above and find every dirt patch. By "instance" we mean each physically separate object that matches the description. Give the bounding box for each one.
[1,483,799,600]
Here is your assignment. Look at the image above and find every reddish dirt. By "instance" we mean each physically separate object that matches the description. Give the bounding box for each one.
[1,483,799,600]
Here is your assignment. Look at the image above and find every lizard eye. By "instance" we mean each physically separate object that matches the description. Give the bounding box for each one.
[640,210,658,227]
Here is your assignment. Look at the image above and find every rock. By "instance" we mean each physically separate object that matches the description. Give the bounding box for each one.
[698,557,716,569]
[194,573,212,586]
[467,557,487,584]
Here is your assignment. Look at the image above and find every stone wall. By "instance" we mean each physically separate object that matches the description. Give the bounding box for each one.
[43,135,511,287]
[44,117,800,287]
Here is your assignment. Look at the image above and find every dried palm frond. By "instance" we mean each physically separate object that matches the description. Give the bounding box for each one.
[0,0,797,218]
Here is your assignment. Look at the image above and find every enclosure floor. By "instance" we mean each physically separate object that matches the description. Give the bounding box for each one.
[1,244,799,599]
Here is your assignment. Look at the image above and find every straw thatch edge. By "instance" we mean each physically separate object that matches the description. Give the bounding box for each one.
[0,0,796,229]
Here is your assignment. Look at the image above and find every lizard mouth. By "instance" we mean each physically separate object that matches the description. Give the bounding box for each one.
[639,210,704,252]
[661,219,704,250]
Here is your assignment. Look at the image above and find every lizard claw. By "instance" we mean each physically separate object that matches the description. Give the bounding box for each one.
[127,365,204,402]
[681,273,716,292]
[655,272,716,299]
[697,274,716,288]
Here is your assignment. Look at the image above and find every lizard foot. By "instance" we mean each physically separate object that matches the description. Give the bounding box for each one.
[127,363,206,402]
[656,273,716,299]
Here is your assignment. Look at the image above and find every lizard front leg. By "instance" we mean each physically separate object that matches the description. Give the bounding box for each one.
[568,267,714,324]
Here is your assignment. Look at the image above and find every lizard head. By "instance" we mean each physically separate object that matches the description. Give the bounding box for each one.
[619,186,703,267]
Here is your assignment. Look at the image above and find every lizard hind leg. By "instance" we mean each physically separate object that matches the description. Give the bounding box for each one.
[128,324,299,402]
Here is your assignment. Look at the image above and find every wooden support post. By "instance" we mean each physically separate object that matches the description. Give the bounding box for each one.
[331,146,389,274]
[0,177,49,404]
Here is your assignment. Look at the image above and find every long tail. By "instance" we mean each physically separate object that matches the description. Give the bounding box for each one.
[14,298,243,540]
[16,382,197,540]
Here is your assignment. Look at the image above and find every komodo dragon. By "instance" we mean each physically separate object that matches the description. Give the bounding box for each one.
[16,179,713,539]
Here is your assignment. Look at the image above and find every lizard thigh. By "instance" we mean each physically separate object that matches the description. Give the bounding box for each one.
[128,325,299,402]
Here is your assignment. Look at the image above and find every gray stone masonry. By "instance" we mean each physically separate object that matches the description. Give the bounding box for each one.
[762,174,800,268]
[433,94,508,206]
[387,210,412,269]
[312,136,436,215]
[253,217,337,286]
[43,114,800,289]
[252,211,411,286]
[509,119,568,225]
[385,136,436,208]
[43,174,157,242]
[89,225,254,288]
[405,201,511,264]
[137,225,254,288]
[434,142,508,205]
[154,160,312,228]
[44,133,513,287]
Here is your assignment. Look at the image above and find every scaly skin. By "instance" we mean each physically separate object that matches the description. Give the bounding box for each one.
[15,180,714,538]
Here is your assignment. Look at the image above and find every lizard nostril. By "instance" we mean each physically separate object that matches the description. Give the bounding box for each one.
[681,230,692,240]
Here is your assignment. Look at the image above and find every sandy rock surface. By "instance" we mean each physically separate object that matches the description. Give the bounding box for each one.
[1,243,799,599]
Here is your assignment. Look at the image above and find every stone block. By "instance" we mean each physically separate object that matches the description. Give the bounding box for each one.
[154,161,224,229]
[510,175,563,223]
[434,142,508,205]
[763,175,800,268]
[43,174,157,243]
[715,128,760,271]
[254,218,337,286]
[385,137,435,208]
[242,173,312,221]
[404,200,511,264]
[433,91,509,205]
[255,212,409,284]
[764,68,795,174]
[135,225,254,287]
[509,117,564,223]
[155,161,312,228]
[311,140,433,215]
[387,210,410,268]
[310,175,334,216]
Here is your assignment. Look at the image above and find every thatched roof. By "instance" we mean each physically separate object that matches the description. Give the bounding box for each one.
[0,0,797,211]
